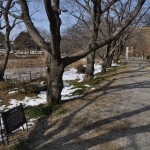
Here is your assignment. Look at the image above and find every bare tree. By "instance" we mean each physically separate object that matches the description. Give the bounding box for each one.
[142,12,150,26]
[0,0,21,81]
[128,28,149,57]
[15,0,147,104]
[61,20,91,55]
[68,0,149,80]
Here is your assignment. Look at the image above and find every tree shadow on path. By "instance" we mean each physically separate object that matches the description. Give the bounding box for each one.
[32,106,150,150]
[28,60,150,149]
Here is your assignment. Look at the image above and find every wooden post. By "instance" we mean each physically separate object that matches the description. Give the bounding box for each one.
[126,47,129,62]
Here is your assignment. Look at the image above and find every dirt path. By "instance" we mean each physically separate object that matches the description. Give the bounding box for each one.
[29,57,150,150]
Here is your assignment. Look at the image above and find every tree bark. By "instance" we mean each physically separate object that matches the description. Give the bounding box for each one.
[107,52,114,67]
[0,0,12,81]
[0,30,11,81]
[84,51,95,80]
[46,53,64,104]
[101,60,107,73]
[114,43,124,63]
[0,69,5,81]
[84,1,101,81]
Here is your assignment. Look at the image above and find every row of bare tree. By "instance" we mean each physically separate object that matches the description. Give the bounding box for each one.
[0,0,150,105]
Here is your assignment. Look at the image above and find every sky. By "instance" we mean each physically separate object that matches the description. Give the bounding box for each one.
[10,1,77,40]
[4,0,150,40]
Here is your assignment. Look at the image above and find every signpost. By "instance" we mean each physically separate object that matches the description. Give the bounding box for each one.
[126,47,129,62]
[0,104,28,144]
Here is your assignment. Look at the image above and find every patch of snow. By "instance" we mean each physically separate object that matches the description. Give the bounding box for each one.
[30,118,38,122]
[64,83,70,87]
[8,91,47,108]
[7,99,20,109]
[61,85,77,96]
[0,105,6,111]
[94,64,102,74]
[11,121,34,133]
[22,96,47,106]
[84,84,91,87]
[8,91,17,94]
[19,122,34,130]
[112,63,120,67]
[62,95,83,100]
[63,68,84,81]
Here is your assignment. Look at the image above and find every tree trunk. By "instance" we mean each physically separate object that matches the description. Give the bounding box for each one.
[84,51,95,80]
[102,52,114,72]
[101,61,107,73]
[107,53,114,67]
[0,31,11,81]
[114,43,123,63]
[46,54,64,104]
[0,1,12,81]
[0,69,5,81]
[84,1,100,81]
[101,43,112,73]
[114,49,121,63]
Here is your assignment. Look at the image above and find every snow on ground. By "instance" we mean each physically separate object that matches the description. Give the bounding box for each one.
[8,91,17,94]
[8,91,47,109]
[0,63,120,111]
[0,63,120,139]
[63,68,84,82]
[0,64,103,111]
[94,64,102,74]
[112,63,120,67]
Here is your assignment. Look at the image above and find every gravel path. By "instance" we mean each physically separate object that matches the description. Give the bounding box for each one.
[29,57,150,150]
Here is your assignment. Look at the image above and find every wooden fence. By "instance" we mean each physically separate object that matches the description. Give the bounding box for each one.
[5,71,46,83]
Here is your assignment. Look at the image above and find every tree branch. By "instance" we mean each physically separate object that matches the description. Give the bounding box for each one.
[62,0,146,67]
[18,0,49,53]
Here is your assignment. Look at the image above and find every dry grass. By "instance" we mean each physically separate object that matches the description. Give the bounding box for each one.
[67,58,86,69]
[5,54,46,69]
[0,54,87,70]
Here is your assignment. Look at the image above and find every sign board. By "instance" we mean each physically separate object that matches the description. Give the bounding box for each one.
[1,104,27,135]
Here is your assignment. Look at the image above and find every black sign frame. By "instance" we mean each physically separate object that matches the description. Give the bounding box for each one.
[0,104,28,144]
